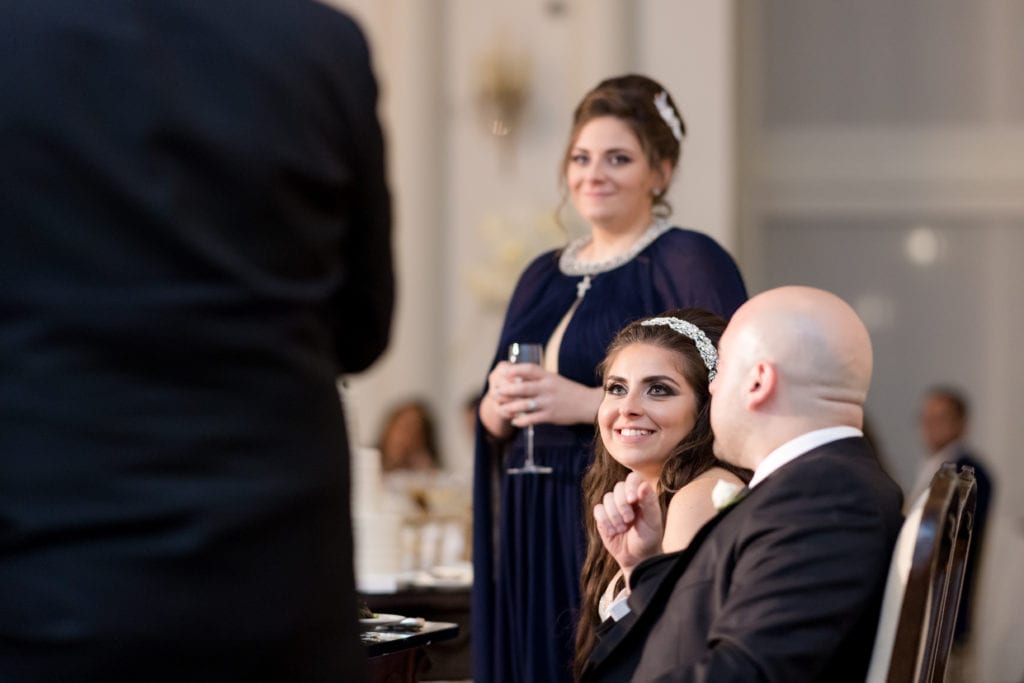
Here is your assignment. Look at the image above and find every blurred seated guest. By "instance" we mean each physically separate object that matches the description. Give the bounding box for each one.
[378,399,441,474]
[581,287,903,683]
[374,400,472,569]
[575,309,749,679]
[913,385,993,645]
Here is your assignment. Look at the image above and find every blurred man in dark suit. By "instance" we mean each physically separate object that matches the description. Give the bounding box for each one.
[0,2,391,681]
[914,386,993,647]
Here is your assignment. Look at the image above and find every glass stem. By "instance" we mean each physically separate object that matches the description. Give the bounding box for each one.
[526,425,535,466]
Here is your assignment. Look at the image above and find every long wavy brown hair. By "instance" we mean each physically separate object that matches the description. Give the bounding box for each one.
[572,308,750,680]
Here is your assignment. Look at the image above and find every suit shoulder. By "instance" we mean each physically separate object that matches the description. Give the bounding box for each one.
[784,439,892,481]
[291,3,373,59]
[753,441,903,516]
[303,2,365,32]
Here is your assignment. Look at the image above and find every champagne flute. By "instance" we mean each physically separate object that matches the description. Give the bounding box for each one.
[506,342,552,475]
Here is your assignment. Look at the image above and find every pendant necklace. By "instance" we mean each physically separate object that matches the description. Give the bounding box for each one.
[558,218,672,300]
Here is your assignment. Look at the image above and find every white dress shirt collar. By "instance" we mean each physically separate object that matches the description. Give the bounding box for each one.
[748,426,864,489]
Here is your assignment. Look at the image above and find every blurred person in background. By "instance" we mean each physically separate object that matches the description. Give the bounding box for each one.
[913,386,993,657]
[377,399,442,474]
[0,2,391,681]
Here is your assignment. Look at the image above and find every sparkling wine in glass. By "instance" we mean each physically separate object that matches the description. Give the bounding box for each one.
[506,342,552,475]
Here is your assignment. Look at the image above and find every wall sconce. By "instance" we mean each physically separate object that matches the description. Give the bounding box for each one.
[474,39,531,169]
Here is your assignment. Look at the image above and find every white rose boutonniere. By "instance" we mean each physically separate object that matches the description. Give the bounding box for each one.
[711,479,748,511]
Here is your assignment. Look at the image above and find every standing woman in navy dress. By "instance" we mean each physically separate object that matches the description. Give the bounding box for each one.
[472,74,748,682]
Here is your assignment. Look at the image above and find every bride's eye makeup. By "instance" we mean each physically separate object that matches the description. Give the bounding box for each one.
[604,380,627,396]
[647,382,676,397]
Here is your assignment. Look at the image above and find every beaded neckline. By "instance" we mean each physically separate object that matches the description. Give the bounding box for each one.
[558,218,672,277]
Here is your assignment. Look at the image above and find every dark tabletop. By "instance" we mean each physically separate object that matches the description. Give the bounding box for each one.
[361,621,459,658]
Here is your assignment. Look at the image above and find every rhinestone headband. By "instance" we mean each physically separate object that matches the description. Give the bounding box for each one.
[640,316,717,382]
[653,92,683,143]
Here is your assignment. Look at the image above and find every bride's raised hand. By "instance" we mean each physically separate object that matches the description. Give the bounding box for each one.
[593,472,663,579]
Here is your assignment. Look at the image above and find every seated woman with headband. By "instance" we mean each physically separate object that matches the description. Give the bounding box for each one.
[574,308,750,678]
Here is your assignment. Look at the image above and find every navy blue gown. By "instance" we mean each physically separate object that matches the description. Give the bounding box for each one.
[471,227,748,682]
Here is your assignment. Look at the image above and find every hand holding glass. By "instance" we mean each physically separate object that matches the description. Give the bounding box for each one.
[506,343,552,475]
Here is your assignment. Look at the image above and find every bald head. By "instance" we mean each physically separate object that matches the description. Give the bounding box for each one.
[740,286,871,407]
[711,287,873,467]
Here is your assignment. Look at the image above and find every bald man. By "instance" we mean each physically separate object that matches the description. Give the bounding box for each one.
[582,287,903,683]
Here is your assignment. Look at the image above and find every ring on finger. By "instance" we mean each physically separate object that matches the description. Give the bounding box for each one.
[527,398,538,412]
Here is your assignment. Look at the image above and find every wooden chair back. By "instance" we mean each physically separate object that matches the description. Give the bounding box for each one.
[866,463,977,683]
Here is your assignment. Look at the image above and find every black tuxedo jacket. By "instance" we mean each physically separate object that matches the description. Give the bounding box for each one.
[0,2,390,681]
[583,437,903,683]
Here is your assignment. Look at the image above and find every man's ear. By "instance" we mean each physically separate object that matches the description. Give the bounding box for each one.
[746,361,776,409]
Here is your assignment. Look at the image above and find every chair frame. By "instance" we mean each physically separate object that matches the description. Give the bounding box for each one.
[886,463,977,683]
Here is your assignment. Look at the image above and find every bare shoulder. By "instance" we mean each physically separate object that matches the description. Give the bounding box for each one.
[667,476,714,512]
[662,467,742,552]
[694,466,744,487]
[670,467,742,503]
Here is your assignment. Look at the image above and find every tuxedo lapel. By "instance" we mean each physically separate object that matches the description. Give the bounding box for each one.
[583,552,683,679]
[583,498,747,678]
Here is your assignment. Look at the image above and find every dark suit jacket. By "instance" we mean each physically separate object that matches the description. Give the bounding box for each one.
[0,2,391,681]
[583,437,903,683]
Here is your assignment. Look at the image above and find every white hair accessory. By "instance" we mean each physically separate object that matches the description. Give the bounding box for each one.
[653,91,683,143]
[640,316,717,381]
